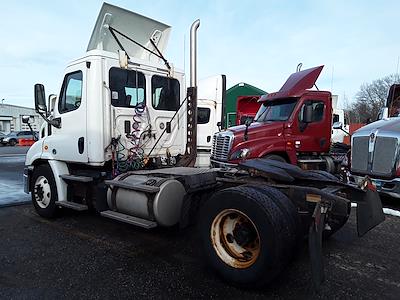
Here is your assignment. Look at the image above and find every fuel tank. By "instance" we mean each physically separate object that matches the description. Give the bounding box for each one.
[107,174,186,226]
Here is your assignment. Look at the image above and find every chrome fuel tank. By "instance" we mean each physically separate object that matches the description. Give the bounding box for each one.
[107,174,186,226]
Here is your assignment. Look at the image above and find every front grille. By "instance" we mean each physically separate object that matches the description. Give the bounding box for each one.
[351,136,369,173]
[372,137,398,176]
[211,132,233,161]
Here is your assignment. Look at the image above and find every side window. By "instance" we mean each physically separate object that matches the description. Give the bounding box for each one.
[198,108,211,124]
[299,100,325,122]
[109,68,145,108]
[152,75,180,111]
[58,71,83,114]
[312,102,325,122]
[333,114,340,123]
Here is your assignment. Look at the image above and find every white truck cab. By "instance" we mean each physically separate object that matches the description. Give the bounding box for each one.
[27,3,224,171]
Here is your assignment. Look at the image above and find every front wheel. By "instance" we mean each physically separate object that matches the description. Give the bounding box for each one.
[31,164,59,218]
[9,139,17,146]
[198,186,294,287]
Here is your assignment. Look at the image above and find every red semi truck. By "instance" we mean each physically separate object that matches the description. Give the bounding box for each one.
[211,65,348,173]
[235,95,261,126]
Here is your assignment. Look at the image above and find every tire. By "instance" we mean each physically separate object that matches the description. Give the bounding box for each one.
[198,186,294,287]
[263,154,287,163]
[31,164,59,218]
[9,139,17,146]
[250,185,302,248]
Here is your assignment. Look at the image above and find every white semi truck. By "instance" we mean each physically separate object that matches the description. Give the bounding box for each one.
[24,3,384,288]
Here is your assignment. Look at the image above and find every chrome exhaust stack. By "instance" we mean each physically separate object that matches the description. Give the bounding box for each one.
[190,19,200,88]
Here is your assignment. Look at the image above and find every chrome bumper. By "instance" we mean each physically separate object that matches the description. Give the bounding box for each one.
[350,174,400,199]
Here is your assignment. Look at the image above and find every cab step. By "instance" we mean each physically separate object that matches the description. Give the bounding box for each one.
[55,201,88,211]
[100,210,157,229]
[59,174,94,183]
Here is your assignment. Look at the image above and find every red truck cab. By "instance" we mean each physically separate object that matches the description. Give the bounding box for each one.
[211,66,340,172]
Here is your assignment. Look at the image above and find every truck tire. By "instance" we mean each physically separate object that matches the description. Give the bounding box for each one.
[263,154,287,163]
[31,164,59,218]
[198,186,294,287]
[250,185,302,248]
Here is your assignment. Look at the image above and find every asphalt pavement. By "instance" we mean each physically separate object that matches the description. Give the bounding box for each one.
[0,146,30,206]
[0,204,399,299]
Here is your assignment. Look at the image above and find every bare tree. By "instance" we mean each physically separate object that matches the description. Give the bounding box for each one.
[346,74,400,123]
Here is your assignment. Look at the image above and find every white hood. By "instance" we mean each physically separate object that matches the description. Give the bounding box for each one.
[87,3,171,62]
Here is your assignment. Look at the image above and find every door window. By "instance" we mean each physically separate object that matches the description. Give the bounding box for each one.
[198,108,211,124]
[109,68,145,108]
[299,101,325,122]
[333,114,339,123]
[58,71,83,113]
[151,75,180,111]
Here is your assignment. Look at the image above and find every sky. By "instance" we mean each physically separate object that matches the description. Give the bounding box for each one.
[0,0,399,109]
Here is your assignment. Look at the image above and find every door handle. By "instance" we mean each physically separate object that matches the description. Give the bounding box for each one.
[78,137,84,154]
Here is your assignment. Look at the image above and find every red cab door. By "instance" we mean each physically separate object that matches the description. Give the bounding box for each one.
[292,93,332,153]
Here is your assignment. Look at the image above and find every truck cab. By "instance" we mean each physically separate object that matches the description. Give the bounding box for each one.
[350,84,400,198]
[211,66,341,173]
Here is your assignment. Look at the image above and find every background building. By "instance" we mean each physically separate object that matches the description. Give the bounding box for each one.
[225,82,267,128]
[0,103,44,133]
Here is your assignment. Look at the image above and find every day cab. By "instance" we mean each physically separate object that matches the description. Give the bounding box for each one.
[211,66,342,173]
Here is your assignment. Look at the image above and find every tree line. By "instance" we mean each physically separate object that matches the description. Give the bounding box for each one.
[345,74,400,123]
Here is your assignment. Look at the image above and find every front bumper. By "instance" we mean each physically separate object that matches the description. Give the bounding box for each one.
[350,174,400,199]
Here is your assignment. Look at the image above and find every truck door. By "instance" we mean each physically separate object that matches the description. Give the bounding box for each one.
[294,95,332,153]
[45,63,88,162]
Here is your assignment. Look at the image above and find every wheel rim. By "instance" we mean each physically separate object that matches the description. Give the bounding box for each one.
[34,176,52,209]
[210,209,260,269]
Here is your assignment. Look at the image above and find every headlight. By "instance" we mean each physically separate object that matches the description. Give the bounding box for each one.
[229,148,251,160]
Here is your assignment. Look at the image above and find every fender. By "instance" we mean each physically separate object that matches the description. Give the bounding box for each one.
[47,160,69,202]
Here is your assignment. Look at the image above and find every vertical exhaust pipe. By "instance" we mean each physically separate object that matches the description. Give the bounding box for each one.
[190,19,200,88]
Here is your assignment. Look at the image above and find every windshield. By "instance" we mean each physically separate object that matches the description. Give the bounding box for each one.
[254,98,298,122]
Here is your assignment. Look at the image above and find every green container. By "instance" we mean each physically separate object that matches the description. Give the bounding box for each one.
[225,82,266,128]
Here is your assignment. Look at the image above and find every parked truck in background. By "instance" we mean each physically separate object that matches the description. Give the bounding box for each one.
[23,3,384,289]
[349,84,400,198]
[235,95,262,126]
[211,66,349,174]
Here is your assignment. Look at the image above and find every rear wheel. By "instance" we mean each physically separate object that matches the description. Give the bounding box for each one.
[31,164,59,218]
[199,186,294,287]
[9,139,17,146]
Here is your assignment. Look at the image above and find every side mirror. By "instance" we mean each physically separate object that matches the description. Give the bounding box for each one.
[34,84,47,113]
[22,115,30,124]
[301,103,313,123]
[377,107,389,120]
[332,121,343,130]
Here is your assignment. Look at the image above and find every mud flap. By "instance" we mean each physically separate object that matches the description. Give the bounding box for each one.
[356,187,385,237]
[308,202,326,291]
